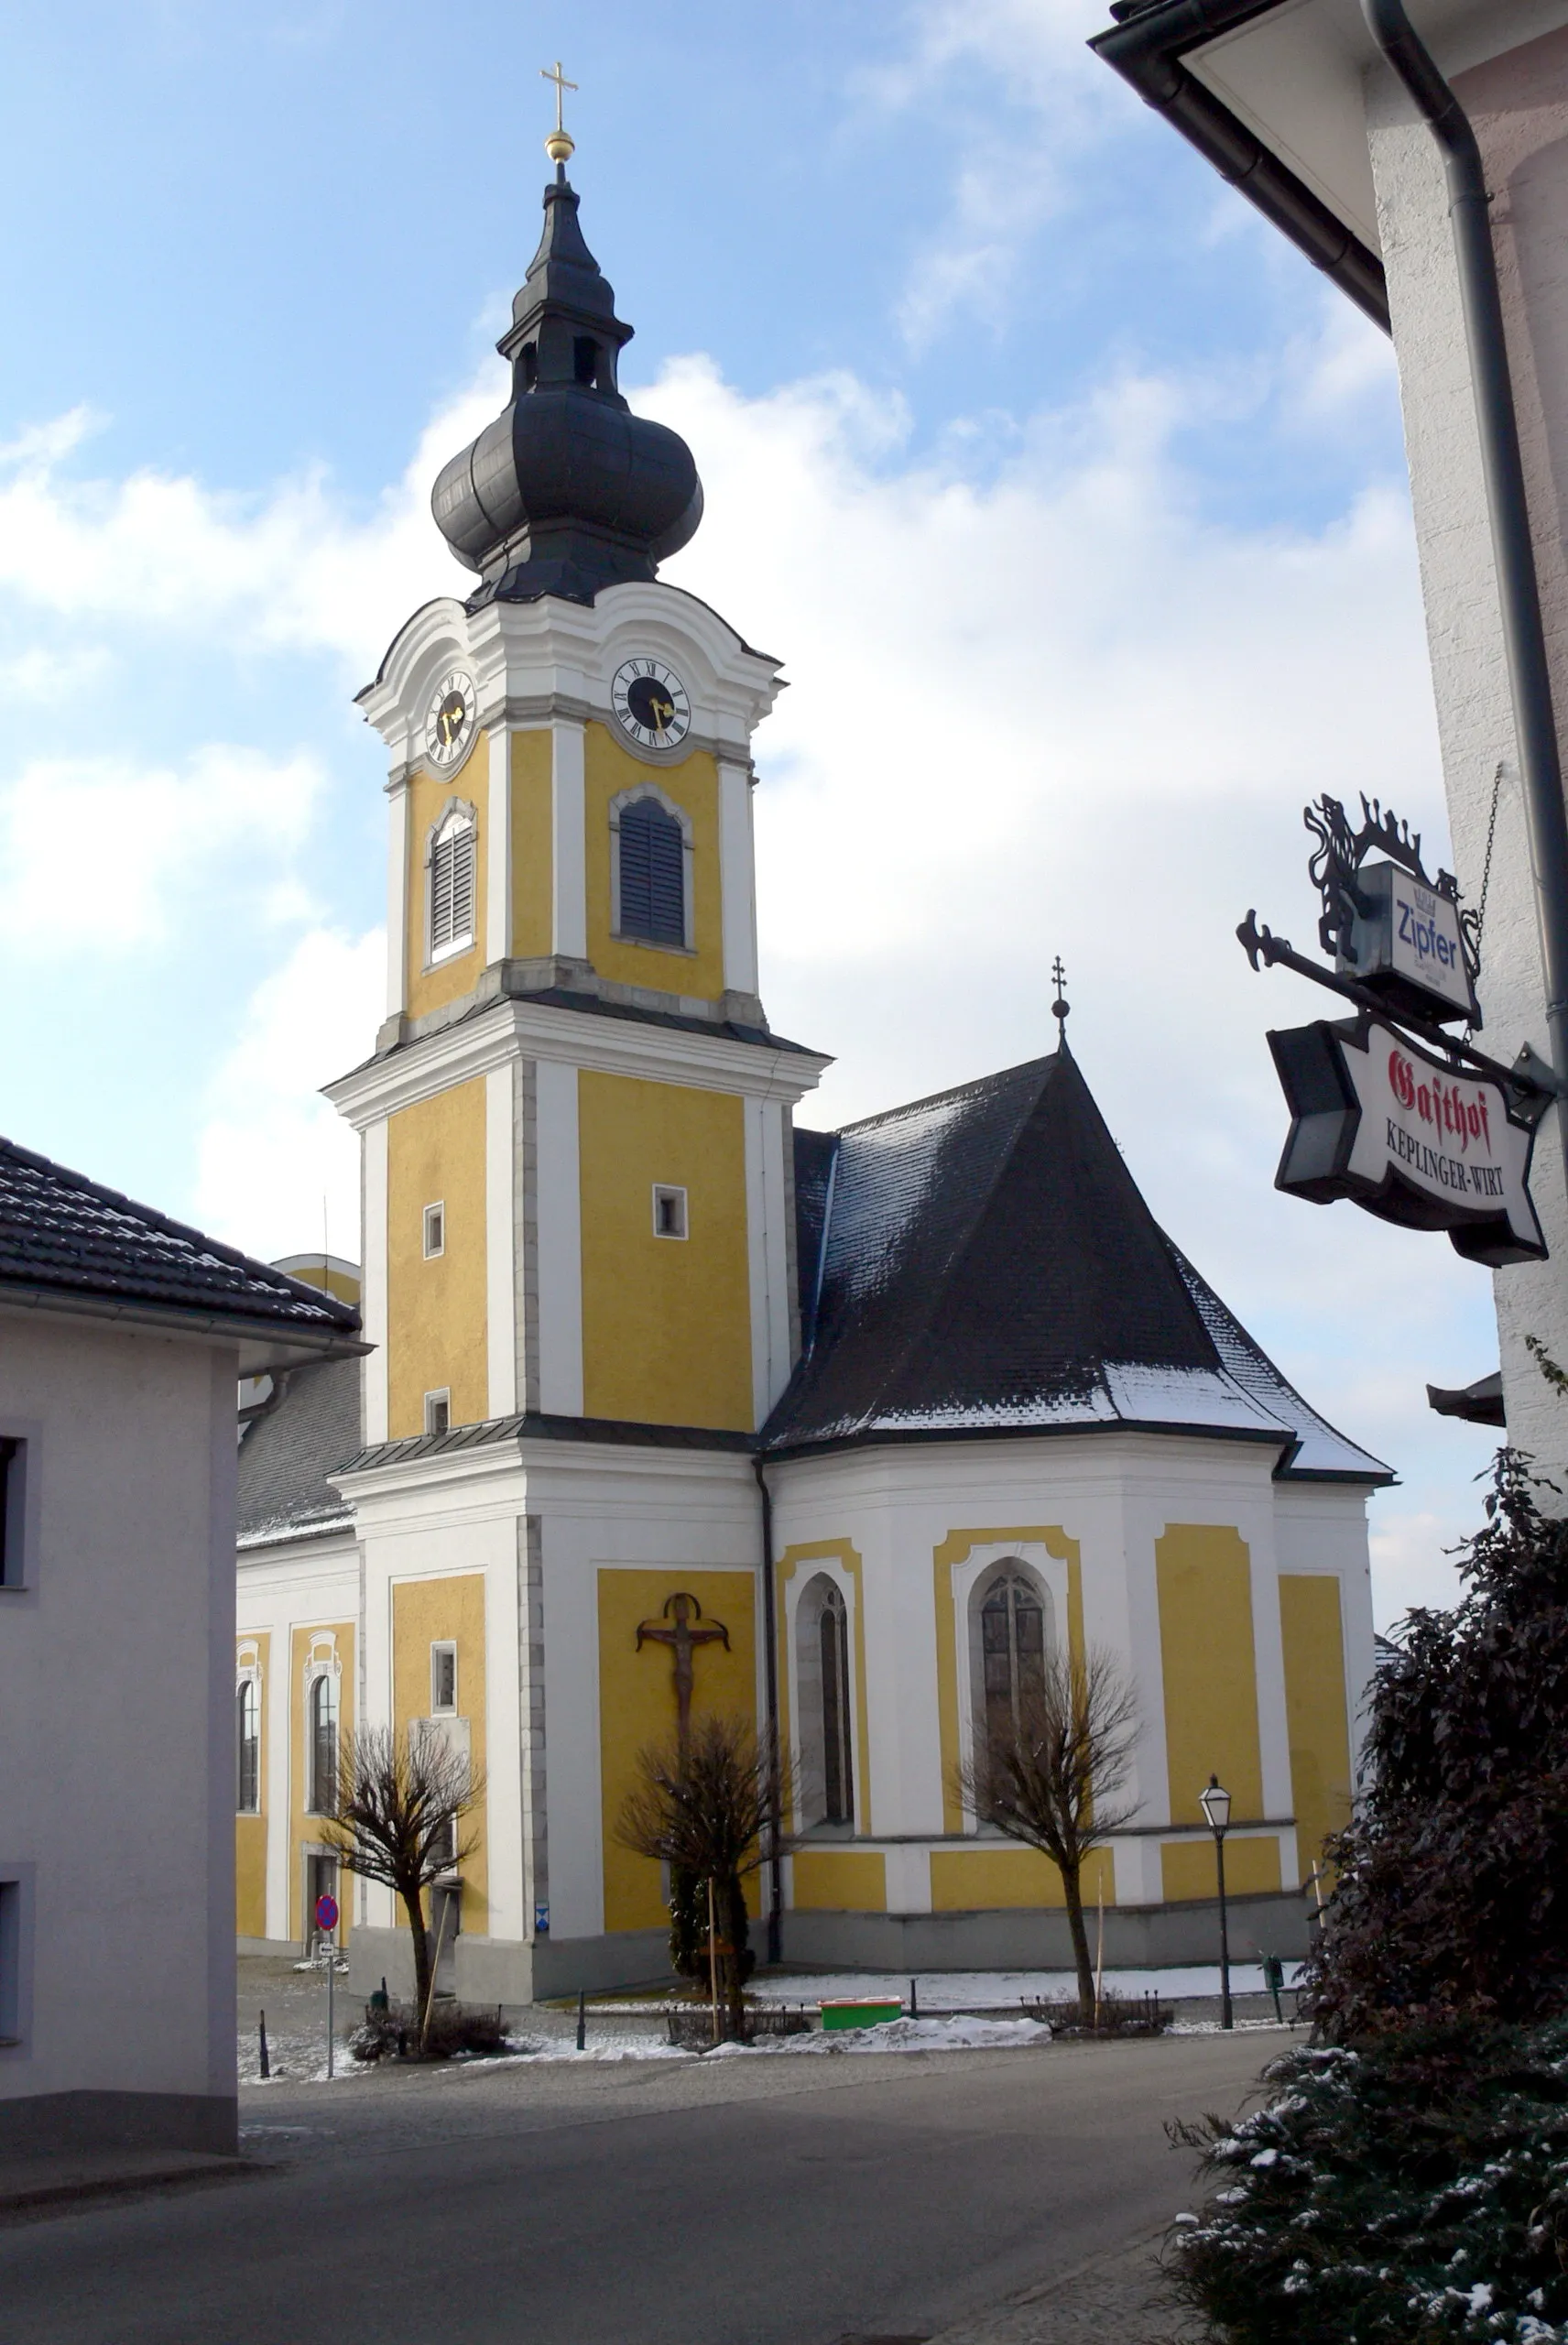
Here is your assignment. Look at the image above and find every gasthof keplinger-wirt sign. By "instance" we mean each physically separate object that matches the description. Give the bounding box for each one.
[1238,794,1550,1268]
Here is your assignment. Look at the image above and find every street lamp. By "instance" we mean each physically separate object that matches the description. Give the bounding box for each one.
[1200,1773,1234,2031]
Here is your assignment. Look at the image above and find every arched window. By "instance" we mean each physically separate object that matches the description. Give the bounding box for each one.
[235,1678,260,1814]
[795,1574,854,1828]
[616,795,686,947]
[978,1568,1049,1748]
[429,803,476,962]
[307,1673,339,1815]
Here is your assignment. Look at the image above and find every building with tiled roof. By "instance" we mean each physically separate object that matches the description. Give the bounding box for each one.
[231,148,1381,1999]
[0,1140,362,2162]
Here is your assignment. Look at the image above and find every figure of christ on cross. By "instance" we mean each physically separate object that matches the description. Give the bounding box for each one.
[636,1592,731,1741]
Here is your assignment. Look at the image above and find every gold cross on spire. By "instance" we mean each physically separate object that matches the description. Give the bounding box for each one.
[541,60,578,166]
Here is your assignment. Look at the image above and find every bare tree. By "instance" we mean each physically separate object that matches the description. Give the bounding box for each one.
[321,1723,485,2039]
[615,1713,792,2036]
[954,1646,1140,2016]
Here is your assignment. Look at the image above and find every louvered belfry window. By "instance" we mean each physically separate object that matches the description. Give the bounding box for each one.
[430,807,476,959]
[618,796,685,946]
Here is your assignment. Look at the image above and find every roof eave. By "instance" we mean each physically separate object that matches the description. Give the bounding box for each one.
[0,1282,371,1374]
[1089,0,1390,331]
[761,1412,1348,1467]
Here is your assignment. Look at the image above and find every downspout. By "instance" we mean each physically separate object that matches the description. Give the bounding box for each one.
[753,1455,784,1967]
[1364,0,1568,1179]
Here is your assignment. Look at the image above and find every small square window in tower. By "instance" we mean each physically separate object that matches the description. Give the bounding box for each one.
[424,1391,451,1436]
[652,1185,688,1240]
[430,1642,457,1715]
[423,1202,444,1259]
[429,807,475,962]
[617,798,685,947]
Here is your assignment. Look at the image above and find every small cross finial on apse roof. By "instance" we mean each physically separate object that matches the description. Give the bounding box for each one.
[1051,956,1071,1052]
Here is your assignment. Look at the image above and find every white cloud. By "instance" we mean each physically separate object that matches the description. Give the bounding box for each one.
[193,926,383,1264]
[0,744,322,950]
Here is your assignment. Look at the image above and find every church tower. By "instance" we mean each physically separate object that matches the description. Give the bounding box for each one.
[330,143,826,1452]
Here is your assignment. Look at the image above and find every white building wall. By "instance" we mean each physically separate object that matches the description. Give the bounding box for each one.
[0,1311,238,2153]
[1367,28,1568,1468]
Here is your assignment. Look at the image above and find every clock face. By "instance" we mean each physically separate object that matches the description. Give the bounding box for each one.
[424,669,476,769]
[612,659,691,750]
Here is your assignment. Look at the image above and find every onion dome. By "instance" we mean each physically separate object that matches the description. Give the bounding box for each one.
[431,163,703,607]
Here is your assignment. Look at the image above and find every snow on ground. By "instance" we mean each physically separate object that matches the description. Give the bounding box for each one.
[739,1964,1300,2007]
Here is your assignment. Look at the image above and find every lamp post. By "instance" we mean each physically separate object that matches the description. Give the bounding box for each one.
[1200,1773,1234,2031]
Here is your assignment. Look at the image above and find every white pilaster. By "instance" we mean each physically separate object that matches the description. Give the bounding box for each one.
[550,719,586,960]
[386,780,409,1017]
[485,726,512,965]
[534,1058,583,1416]
[745,1097,794,1429]
[485,1063,518,1420]
[363,1118,389,1445]
[717,758,759,995]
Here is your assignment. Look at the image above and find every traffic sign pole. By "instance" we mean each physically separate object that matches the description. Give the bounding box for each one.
[315,1892,341,2079]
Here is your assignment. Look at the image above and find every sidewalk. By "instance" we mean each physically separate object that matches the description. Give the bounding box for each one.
[926,2229,1185,2344]
[0,2147,243,2218]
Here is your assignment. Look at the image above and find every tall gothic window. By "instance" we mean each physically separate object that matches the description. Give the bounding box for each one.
[616,795,685,947]
[235,1678,260,1815]
[819,1583,854,1827]
[307,1673,339,1816]
[981,1571,1048,1745]
[429,804,476,961]
[796,1574,854,1828]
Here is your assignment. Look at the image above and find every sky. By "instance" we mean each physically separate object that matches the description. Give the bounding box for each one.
[0,0,1508,1621]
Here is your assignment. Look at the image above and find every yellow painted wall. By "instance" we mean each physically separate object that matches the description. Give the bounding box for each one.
[597,1568,757,1933]
[584,724,724,1000]
[510,726,553,959]
[289,1623,354,1944]
[278,1260,362,1306]
[792,1849,887,1913]
[578,1071,752,1430]
[1161,1836,1282,1903]
[1156,1525,1264,1827]
[931,1528,1084,1833]
[234,1632,269,1939]
[774,1540,872,1834]
[386,1077,488,1438]
[404,737,488,1021]
[929,1844,1113,1913]
[1279,1575,1353,1888]
[391,1575,488,1935]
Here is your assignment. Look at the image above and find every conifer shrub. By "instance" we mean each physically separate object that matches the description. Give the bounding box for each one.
[1307,1453,1568,2036]
[1169,2023,1568,2342]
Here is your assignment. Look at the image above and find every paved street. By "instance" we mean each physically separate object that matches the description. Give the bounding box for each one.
[0,2031,1269,2345]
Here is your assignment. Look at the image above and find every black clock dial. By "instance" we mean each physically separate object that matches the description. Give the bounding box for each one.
[626,674,676,734]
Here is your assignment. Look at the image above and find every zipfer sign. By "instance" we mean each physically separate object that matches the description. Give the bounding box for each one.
[1240,792,1551,1269]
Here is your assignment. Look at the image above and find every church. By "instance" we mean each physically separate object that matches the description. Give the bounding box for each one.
[234,111,1386,2001]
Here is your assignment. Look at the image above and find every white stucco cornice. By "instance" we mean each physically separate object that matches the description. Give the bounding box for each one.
[324,996,830,1128]
[355,579,785,770]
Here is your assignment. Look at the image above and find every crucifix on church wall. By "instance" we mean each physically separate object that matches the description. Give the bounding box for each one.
[636,1591,730,1740]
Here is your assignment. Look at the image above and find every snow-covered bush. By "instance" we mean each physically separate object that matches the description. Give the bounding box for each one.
[1169,2023,1568,2342]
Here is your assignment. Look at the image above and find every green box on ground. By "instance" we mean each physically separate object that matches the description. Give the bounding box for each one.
[820,1999,902,2031]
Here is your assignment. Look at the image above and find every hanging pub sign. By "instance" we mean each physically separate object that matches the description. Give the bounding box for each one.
[1239,791,1552,1266]
[1269,1016,1546,1267]
[1306,794,1480,1026]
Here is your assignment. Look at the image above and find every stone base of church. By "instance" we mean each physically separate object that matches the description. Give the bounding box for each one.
[779,1889,1312,1973]
[0,2089,238,2158]
[347,1893,1310,2006]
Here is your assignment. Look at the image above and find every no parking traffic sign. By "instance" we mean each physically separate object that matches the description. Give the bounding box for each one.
[315,1892,339,1932]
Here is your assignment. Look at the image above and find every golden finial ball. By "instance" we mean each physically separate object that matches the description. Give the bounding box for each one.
[545,127,575,165]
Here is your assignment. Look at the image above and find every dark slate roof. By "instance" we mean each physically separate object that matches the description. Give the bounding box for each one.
[766,1050,1388,1480]
[0,1136,363,1340]
[237,1356,365,1547]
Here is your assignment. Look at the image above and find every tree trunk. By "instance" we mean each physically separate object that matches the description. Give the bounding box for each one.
[401,1878,432,2033]
[1061,1860,1097,2020]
